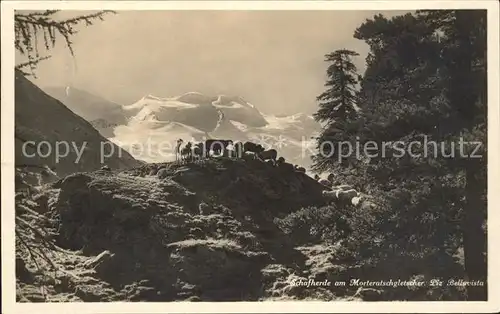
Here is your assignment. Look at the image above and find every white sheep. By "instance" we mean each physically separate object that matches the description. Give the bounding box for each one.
[243,151,262,161]
[360,200,377,211]
[334,184,354,191]
[318,179,332,187]
[337,189,359,202]
[351,196,363,206]
[322,190,338,201]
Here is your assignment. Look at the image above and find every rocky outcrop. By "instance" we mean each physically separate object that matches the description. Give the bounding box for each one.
[14,158,380,302]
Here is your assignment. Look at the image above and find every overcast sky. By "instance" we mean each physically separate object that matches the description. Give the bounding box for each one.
[21,10,408,115]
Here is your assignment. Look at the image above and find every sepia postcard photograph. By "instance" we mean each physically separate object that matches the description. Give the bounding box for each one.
[1,1,499,313]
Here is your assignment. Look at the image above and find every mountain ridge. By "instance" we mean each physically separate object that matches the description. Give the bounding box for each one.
[16,72,141,178]
[42,87,321,168]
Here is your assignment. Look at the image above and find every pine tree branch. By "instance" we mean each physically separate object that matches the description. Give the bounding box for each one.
[14,10,116,75]
[15,55,52,77]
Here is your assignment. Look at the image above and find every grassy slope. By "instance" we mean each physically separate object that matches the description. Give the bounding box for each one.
[15,158,365,301]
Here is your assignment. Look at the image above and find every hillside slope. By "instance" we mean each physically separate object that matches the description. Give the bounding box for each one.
[43,86,127,124]
[16,156,463,302]
[15,158,373,302]
[43,86,129,137]
[15,70,141,178]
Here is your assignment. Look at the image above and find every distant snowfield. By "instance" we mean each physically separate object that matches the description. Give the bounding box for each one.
[111,118,207,163]
[108,92,320,167]
[229,120,249,132]
[42,87,319,167]
[261,113,316,131]
[262,114,299,130]
[213,100,245,109]
[212,95,244,109]
[124,96,199,112]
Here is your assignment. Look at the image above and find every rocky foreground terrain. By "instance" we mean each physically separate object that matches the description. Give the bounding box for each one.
[15,157,405,302]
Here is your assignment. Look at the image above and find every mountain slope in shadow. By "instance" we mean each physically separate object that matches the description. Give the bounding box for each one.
[15,70,140,178]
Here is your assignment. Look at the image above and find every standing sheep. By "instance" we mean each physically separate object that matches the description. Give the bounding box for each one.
[243,151,262,161]
[192,142,204,160]
[225,142,235,158]
[294,165,306,173]
[243,141,265,155]
[180,142,193,162]
[258,149,278,162]
[334,184,354,191]
[276,157,294,172]
[327,173,335,184]
[318,179,332,187]
[205,139,233,158]
[336,189,359,202]
[175,139,184,162]
[233,142,244,159]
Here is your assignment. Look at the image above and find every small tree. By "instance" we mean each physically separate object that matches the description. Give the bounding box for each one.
[313,49,360,126]
[312,49,360,173]
[311,10,487,301]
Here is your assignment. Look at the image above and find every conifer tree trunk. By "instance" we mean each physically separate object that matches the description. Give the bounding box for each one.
[463,158,487,300]
[451,10,487,300]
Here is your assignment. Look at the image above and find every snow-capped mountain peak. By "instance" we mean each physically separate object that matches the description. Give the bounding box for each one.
[45,87,321,168]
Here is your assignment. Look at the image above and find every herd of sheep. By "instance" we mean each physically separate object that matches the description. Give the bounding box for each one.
[173,138,375,210]
[318,174,377,210]
[312,173,377,209]
[174,138,306,172]
[16,137,376,214]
